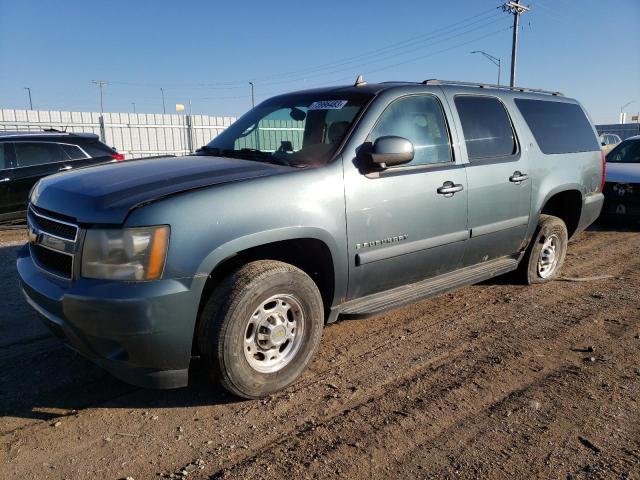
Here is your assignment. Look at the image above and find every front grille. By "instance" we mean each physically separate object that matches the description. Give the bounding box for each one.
[28,205,79,279]
[31,244,73,278]
[28,207,78,240]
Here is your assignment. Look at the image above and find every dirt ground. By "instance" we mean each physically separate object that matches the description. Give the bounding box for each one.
[1,225,639,480]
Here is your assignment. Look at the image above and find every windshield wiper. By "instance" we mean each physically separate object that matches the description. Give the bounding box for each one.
[196,145,222,156]
[197,146,294,167]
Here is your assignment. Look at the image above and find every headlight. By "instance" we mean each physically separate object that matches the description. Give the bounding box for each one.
[81,226,170,281]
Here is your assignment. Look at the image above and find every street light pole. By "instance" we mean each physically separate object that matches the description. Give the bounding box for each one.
[471,51,502,87]
[24,87,33,110]
[620,100,636,124]
[249,82,255,108]
[160,87,166,114]
[131,102,136,113]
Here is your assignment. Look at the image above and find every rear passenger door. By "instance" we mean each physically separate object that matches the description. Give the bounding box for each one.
[9,142,69,212]
[448,94,532,266]
[0,143,13,217]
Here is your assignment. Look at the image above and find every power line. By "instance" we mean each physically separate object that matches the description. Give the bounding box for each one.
[106,7,502,91]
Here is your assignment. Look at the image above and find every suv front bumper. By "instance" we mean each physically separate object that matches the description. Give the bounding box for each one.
[17,244,201,389]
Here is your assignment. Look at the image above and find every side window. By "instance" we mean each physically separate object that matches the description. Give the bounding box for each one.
[454,96,517,160]
[61,144,88,160]
[514,99,599,154]
[78,140,113,158]
[14,142,65,167]
[0,143,6,169]
[370,95,452,166]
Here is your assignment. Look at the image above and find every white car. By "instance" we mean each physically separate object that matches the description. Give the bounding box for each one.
[602,135,640,221]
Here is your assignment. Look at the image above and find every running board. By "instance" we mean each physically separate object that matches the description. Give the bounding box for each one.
[338,257,519,318]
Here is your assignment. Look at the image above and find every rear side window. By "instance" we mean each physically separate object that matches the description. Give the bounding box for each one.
[454,96,516,160]
[0,143,6,169]
[14,142,65,167]
[61,144,88,160]
[514,99,599,154]
[370,95,452,166]
[78,140,114,158]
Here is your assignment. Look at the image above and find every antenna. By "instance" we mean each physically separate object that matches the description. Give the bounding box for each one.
[354,75,367,87]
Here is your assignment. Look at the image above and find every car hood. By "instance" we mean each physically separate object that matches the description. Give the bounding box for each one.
[606,162,640,184]
[31,155,289,224]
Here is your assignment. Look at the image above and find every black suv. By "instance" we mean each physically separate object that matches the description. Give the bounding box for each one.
[0,131,124,221]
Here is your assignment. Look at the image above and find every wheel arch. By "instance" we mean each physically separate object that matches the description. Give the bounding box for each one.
[538,187,583,239]
[191,228,341,355]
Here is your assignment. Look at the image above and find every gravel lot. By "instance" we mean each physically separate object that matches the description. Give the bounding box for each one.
[1,225,639,479]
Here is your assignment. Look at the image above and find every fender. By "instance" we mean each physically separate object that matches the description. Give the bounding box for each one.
[194,226,347,307]
[526,183,584,240]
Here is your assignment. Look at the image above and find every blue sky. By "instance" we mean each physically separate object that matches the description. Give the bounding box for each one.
[0,0,638,124]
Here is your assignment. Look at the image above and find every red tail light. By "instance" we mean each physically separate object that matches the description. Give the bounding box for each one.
[111,153,125,161]
[599,150,606,192]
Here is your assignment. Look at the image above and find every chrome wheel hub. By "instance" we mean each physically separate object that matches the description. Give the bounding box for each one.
[243,294,304,373]
[537,233,560,278]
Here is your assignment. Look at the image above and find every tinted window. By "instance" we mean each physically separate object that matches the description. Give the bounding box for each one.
[78,140,114,158]
[454,96,516,160]
[14,142,65,167]
[607,139,640,164]
[514,99,599,154]
[61,144,88,160]
[0,143,6,169]
[370,95,452,166]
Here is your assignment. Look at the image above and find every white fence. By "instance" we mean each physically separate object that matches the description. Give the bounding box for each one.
[0,109,236,158]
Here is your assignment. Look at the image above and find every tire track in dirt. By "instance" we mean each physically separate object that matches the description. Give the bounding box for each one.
[1,231,638,479]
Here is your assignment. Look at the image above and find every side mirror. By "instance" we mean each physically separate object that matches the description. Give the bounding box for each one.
[371,136,414,168]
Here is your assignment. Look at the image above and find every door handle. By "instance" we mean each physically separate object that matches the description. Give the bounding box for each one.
[437,181,464,197]
[0,177,10,183]
[58,165,73,171]
[509,171,528,184]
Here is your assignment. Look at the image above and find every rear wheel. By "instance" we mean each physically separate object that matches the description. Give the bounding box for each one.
[520,214,568,285]
[198,260,324,399]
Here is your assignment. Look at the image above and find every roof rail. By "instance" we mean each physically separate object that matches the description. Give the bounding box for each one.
[422,79,563,96]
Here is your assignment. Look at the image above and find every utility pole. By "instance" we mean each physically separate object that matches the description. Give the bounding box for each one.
[249,82,255,108]
[471,51,501,87]
[502,1,529,87]
[24,87,33,110]
[131,102,136,113]
[92,80,108,113]
[160,87,166,114]
[92,80,108,142]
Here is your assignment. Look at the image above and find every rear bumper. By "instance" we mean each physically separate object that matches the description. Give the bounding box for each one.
[576,192,604,234]
[17,244,202,389]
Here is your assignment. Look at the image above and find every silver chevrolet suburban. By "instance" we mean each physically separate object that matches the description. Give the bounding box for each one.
[18,79,604,399]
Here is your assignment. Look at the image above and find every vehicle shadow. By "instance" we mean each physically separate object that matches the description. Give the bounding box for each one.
[0,242,241,425]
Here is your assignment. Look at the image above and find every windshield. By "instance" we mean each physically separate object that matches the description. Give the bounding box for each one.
[200,92,372,166]
[607,138,640,164]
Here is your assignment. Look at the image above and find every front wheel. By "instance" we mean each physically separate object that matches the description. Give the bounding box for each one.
[520,214,568,285]
[198,260,324,399]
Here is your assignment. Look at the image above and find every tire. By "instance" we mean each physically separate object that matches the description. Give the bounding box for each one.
[198,260,324,399]
[520,214,568,285]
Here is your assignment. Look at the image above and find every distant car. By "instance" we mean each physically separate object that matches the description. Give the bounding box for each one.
[599,133,622,155]
[0,131,125,221]
[602,135,640,222]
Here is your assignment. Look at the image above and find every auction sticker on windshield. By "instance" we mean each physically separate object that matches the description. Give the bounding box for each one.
[308,100,348,110]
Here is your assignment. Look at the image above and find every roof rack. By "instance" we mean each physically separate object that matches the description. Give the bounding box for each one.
[422,79,563,96]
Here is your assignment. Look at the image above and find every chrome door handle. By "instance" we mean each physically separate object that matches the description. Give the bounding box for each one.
[58,165,73,171]
[437,181,464,197]
[0,177,10,183]
[509,171,528,183]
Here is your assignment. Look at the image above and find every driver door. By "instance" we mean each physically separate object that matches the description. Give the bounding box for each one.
[344,94,469,299]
